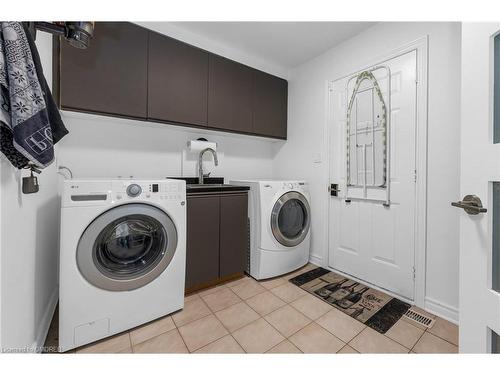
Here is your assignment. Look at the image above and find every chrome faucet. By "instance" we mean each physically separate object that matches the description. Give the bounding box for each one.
[198,147,218,184]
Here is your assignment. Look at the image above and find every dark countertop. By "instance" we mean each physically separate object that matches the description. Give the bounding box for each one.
[167,177,250,194]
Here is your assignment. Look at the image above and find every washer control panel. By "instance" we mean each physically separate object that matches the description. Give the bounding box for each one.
[114,180,185,202]
[63,179,186,207]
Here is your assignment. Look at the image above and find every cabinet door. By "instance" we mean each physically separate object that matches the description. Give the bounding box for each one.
[185,195,220,290]
[208,54,253,133]
[252,70,288,139]
[58,22,148,118]
[148,32,208,126]
[219,194,248,278]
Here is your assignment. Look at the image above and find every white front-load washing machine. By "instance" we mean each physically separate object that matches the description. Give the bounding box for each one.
[230,180,311,280]
[59,179,186,352]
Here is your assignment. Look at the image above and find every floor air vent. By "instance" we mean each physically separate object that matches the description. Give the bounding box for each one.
[404,308,436,329]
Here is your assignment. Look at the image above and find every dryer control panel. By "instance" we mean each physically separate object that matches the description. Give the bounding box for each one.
[281,181,308,192]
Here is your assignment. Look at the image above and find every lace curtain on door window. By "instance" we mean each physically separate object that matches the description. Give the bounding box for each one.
[345,67,390,205]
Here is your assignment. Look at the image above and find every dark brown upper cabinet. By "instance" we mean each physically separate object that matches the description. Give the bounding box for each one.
[208,54,254,134]
[54,22,288,139]
[57,22,148,119]
[148,32,208,127]
[252,70,288,139]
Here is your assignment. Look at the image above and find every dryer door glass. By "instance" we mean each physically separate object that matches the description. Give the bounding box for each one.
[77,203,178,291]
[278,200,306,239]
[271,192,311,247]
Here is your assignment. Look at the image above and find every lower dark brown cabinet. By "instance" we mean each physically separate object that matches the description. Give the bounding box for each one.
[219,194,248,279]
[185,195,220,291]
[185,192,248,293]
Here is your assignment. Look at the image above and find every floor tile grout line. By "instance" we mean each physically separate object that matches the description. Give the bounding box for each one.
[337,343,350,354]
[420,330,459,348]
[175,305,229,353]
[173,309,212,329]
[242,298,275,318]
[383,318,426,351]
[250,285,289,304]
[410,331,458,354]
[291,320,348,350]
[261,303,312,338]
[227,311,289,353]
[127,332,133,353]
[408,328,427,353]
[129,320,178,348]
[339,343,360,354]
[350,326,412,353]
[210,303,251,336]
[311,304,336,322]
[178,315,225,353]
[347,326,368,348]
[191,333,234,353]
[198,307,232,352]
[174,327,191,353]
[265,338,303,354]
[201,292,243,314]
[246,288,279,303]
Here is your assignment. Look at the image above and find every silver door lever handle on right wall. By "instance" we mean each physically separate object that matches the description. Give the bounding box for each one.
[451,195,487,215]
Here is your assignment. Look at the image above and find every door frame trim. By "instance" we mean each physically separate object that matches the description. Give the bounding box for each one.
[324,36,429,308]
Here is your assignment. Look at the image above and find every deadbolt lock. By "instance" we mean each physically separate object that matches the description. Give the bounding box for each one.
[329,183,340,197]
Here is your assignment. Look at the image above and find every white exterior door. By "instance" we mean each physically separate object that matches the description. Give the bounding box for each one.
[458,23,500,353]
[328,50,417,301]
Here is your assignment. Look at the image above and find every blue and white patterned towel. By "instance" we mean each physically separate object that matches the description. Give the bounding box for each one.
[0,22,54,168]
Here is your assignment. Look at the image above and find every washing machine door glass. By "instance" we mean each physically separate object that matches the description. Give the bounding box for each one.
[271,191,311,247]
[77,203,177,291]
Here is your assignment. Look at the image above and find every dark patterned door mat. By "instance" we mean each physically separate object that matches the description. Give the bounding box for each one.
[289,267,411,334]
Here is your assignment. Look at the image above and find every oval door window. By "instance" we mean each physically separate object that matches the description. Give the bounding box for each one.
[77,204,177,291]
[271,192,311,247]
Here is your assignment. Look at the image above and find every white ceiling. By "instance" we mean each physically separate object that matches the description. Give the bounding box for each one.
[171,22,376,69]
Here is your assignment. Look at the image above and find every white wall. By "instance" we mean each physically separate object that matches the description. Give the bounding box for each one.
[135,22,289,79]
[56,111,275,181]
[0,33,60,351]
[272,22,461,322]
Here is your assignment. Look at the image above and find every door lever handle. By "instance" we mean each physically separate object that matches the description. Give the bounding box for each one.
[451,195,487,215]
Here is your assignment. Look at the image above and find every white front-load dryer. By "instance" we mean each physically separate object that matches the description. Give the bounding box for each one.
[230,180,311,279]
[59,179,186,352]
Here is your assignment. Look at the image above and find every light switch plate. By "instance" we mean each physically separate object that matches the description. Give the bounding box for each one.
[312,152,322,163]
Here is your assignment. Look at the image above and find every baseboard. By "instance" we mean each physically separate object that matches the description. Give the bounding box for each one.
[31,287,58,353]
[309,254,323,267]
[424,296,459,324]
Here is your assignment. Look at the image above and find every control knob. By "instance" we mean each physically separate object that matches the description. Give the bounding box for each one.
[126,183,142,197]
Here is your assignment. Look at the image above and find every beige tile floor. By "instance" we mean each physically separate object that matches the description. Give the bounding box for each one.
[59,264,459,354]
